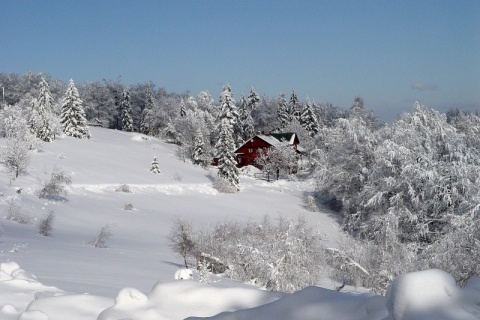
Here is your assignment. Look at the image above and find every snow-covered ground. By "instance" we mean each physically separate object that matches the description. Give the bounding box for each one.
[0,127,479,320]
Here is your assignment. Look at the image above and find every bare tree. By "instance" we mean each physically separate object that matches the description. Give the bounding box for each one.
[167,217,195,269]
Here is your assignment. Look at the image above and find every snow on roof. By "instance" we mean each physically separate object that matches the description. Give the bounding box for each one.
[257,133,296,148]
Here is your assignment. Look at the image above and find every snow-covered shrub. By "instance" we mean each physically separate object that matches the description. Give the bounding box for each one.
[4,197,31,224]
[173,172,183,182]
[38,211,55,236]
[89,224,113,248]
[418,217,480,286]
[327,233,416,294]
[303,193,318,212]
[197,259,211,284]
[1,135,31,178]
[196,216,326,293]
[213,176,238,193]
[38,170,72,199]
[115,184,132,193]
[124,203,134,211]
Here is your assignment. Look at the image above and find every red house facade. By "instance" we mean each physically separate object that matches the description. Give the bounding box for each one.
[234,132,300,168]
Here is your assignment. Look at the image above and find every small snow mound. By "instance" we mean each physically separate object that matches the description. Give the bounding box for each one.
[386,269,468,320]
[34,291,61,300]
[17,310,49,320]
[239,165,262,177]
[174,268,193,280]
[0,270,13,281]
[0,261,20,276]
[115,287,148,305]
[11,269,37,282]
[0,304,17,314]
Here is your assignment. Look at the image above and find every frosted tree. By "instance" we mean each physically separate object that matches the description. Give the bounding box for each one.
[247,87,260,111]
[28,78,56,142]
[192,129,207,167]
[1,134,31,178]
[288,90,300,121]
[216,118,239,191]
[179,99,187,117]
[300,100,319,136]
[215,87,240,191]
[217,85,241,145]
[238,95,255,141]
[150,156,161,173]
[277,93,289,128]
[140,87,156,135]
[60,79,91,139]
[121,88,133,132]
[164,120,178,143]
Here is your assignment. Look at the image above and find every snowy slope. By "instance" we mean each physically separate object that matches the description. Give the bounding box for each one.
[0,127,479,320]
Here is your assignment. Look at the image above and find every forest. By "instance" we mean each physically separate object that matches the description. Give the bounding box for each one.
[0,71,479,293]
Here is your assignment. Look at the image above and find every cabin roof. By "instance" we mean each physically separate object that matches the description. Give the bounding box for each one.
[235,132,298,154]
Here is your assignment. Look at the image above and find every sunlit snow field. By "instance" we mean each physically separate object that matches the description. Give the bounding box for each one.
[0,127,479,320]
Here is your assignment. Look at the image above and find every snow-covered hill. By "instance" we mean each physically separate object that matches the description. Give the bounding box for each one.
[0,128,479,320]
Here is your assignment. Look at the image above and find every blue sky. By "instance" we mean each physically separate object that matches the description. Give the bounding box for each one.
[1,0,479,121]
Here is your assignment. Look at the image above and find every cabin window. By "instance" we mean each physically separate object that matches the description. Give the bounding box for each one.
[248,148,253,153]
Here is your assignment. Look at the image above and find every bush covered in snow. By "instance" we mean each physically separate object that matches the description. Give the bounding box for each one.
[38,170,72,200]
[38,211,55,237]
[179,216,326,293]
[89,224,114,248]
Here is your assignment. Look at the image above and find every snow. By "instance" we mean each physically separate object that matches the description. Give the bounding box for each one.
[0,127,479,319]
[385,269,480,320]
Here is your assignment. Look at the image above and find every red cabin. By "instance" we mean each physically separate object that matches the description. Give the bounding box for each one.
[234,132,300,168]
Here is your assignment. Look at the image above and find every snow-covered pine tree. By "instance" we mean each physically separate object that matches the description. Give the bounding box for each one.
[215,86,240,191]
[140,87,156,135]
[121,88,133,132]
[217,85,241,146]
[277,93,289,129]
[238,95,255,141]
[60,79,91,139]
[150,156,161,173]
[288,90,300,121]
[31,78,56,142]
[247,87,260,111]
[179,99,187,117]
[192,129,207,167]
[215,117,240,191]
[300,100,319,136]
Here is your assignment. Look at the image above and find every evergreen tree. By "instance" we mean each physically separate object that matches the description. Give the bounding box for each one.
[239,95,255,141]
[218,86,238,125]
[121,88,133,132]
[218,85,241,146]
[179,99,187,117]
[141,87,156,135]
[60,79,91,139]
[277,93,289,129]
[288,90,300,121]
[215,85,240,191]
[216,118,240,191]
[247,87,260,111]
[30,78,56,142]
[150,156,161,173]
[192,129,207,167]
[300,100,320,136]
